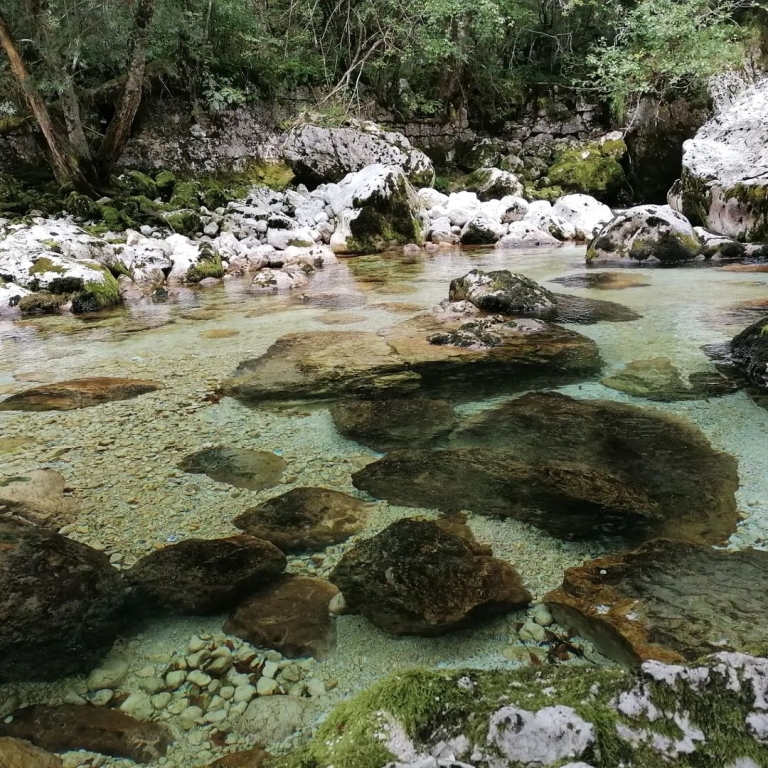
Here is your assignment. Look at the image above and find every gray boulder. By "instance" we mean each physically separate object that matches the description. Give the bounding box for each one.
[449,269,556,315]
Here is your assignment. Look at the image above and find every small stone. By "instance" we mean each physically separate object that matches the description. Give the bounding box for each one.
[151,692,172,710]
[188,636,207,653]
[89,689,113,707]
[187,670,212,687]
[205,709,228,724]
[120,692,154,720]
[233,685,255,704]
[86,660,129,692]
[139,676,165,695]
[328,593,347,615]
[288,682,305,697]
[261,661,279,679]
[220,686,235,700]
[531,604,554,627]
[306,678,326,697]
[256,677,279,696]
[165,670,187,690]
[135,665,156,678]
[519,620,548,643]
[186,650,210,669]
[207,656,232,676]
[280,664,301,683]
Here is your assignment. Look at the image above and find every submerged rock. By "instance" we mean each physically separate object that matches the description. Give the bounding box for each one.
[235,696,317,743]
[209,748,270,767]
[549,272,651,290]
[128,535,286,614]
[0,469,77,529]
[233,487,369,552]
[329,397,457,451]
[0,705,173,763]
[224,575,338,658]
[329,518,531,635]
[0,377,163,411]
[0,737,62,767]
[286,653,768,767]
[545,539,768,665]
[730,316,768,389]
[0,519,130,683]
[178,447,287,490]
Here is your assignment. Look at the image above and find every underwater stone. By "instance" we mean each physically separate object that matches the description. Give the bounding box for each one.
[730,316,768,389]
[0,469,77,529]
[0,737,62,768]
[178,447,287,490]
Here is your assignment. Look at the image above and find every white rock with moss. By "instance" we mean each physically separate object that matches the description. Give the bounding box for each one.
[553,194,613,240]
[497,221,561,248]
[464,167,524,202]
[0,281,30,312]
[523,200,576,241]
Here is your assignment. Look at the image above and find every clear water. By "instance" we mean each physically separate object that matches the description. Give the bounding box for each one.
[1,244,768,763]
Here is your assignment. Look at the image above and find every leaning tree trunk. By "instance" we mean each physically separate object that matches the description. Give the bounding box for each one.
[95,0,155,180]
[0,11,94,191]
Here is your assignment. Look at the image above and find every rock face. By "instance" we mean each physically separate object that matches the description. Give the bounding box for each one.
[178,447,287,490]
[329,397,457,451]
[224,575,338,658]
[0,377,163,411]
[0,737,62,767]
[545,540,768,666]
[288,654,768,768]
[586,205,701,263]
[233,487,369,552]
[0,519,130,683]
[283,122,434,186]
[673,79,768,241]
[730,317,768,389]
[0,469,77,528]
[127,535,286,614]
[222,315,601,403]
[329,519,531,635]
[0,706,173,763]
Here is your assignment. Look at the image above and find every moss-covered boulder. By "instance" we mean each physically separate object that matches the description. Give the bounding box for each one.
[463,167,523,202]
[186,242,224,282]
[64,192,101,221]
[730,316,768,389]
[278,654,768,767]
[154,170,177,200]
[169,180,200,211]
[71,268,120,313]
[164,209,203,237]
[17,292,68,315]
[548,137,627,204]
[123,171,158,200]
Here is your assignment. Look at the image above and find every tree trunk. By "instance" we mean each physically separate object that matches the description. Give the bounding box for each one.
[0,11,94,191]
[95,0,155,179]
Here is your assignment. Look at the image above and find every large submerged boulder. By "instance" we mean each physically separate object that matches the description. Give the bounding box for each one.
[672,78,768,241]
[283,121,434,187]
[730,316,768,389]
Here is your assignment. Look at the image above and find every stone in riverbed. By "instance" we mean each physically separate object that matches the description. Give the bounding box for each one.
[329,519,531,635]
[548,272,651,290]
[0,737,62,767]
[0,519,131,683]
[544,539,768,666]
[233,487,369,552]
[127,535,286,614]
[178,447,286,490]
[208,747,270,767]
[0,469,77,529]
[0,377,163,411]
[329,397,457,451]
[0,705,173,763]
[224,575,338,658]
[730,316,768,389]
[235,695,318,743]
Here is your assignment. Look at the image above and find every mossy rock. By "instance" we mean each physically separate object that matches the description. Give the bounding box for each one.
[28,257,66,276]
[71,270,120,313]
[124,171,158,200]
[169,181,201,211]
[18,293,68,315]
[97,205,136,232]
[525,184,565,203]
[277,655,768,768]
[199,183,229,211]
[65,192,101,221]
[154,170,177,200]
[186,243,224,283]
[164,210,203,237]
[548,140,627,204]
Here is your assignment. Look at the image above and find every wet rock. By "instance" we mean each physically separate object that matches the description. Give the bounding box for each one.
[0,737,62,767]
[224,575,338,658]
[127,535,286,614]
[549,272,651,290]
[448,392,739,544]
[329,397,457,451]
[0,705,173,763]
[178,447,287,490]
[545,539,768,665]
[601,357,737,401]
[730,316,768,389]
[329,519,531,635]
[222,316,601,403]
[0,519,130,683]
[586,205,701,264]
[235,696,318,742]
[209,747,270,767]
[233,487,369,552]
[0,377,163,411]
[0,469,77,529]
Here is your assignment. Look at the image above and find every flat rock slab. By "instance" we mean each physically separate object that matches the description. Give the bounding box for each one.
[549,272,651,290]
[224,575,338,658]
[0,706,173,763]
[601,357,737,402]
[178,448,287,490]
[0,377,163,411]
[0,469,77,529]
[127,535,286,614]
[329,397,457,451]
[222,315,601,403]
[233,487,369,552]
[545,539,768,666]
[0,737,62,767]
[329,518,531,636]
[0,519,131,683]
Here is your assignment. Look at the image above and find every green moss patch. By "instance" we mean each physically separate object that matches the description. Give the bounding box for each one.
[548,140,628,204]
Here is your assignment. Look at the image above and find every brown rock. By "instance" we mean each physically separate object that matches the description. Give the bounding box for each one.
[178,448,286,491]
[0,737,62,767]
[233,487,369,552]
[0,377,163,411]
[225,575,338,658]
[329,518,531,635]
[0,706,173,763]
[0,469,77,528]
[209,747,270,767]
[0,519,131,683]
[545,539,768,666]
[128,535,286,614]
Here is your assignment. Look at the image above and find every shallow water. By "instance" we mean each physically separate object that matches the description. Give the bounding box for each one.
[1,244,768,764]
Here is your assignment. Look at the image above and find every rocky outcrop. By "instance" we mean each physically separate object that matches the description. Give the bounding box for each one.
[673,78,768,241]
[0,377,163,411]
[286,653,768,767]
[0,469,77,529]
[545,540,768,666]
[233,487,370,552]
[224,575,338,658]
[127,535,287,614]
[730,316,768,389]
[178,447,287,490]
[587,205,701,263]
[0,519,131,683]
[329,519,531,635]
[283,121,434,186]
